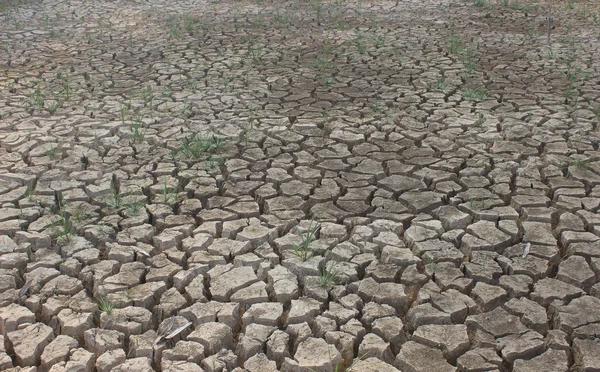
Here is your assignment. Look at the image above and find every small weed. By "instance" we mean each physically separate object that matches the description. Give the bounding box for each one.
[511,2,531,12]
[130,117,148,143]
[468,197,486,209]
[119,102,129,123]
[187,79,200,92]
[178,133,223,158]
[44,145,59,157]
[527,25,538,38]
[289,219,320,261]
[51,201,74,243]
[222,76,232,90]
[179,103,191,117]
[140,87,154,106]
[25,182,35,200]
[274,10,293,26]
[246,39,265,63]
[70,206,88,222]
[459,48,477,78]
[474,0,485,7]
[560,159,590,169]
[592,104,600,119]
[313,0,324,22]
[108,178,122,208]
[169,18,181,39]
[370,101,384,112]
[449,33,462,55]
[423,255,435,270]
[46,99,62,114]
[211,135,223,151]
[372,34,385,48]
[183,14,196,33]
[159,177,177,204]
[205,155,224,171]
[354,33,367,55]
[30,84,44,111]
[310,55,334,84]
[125,196,146,215]
[318,261,339,287]
[563,85,578,105]
[97,295,116,314]
[61,73,71,100]
[97,20,104,39]
[463,85,487,101]
[477,113,484,127]
[428,77,446,92]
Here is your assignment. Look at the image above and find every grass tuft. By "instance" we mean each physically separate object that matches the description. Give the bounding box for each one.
[97,295,116,314]
[289,219,320,261]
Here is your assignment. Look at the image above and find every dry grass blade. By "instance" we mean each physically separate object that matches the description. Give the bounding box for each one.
[165,321,191,339]
[133,246,150,257]
[19,280,32,297]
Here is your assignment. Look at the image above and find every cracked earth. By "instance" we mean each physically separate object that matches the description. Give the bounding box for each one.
[1,0,600,371]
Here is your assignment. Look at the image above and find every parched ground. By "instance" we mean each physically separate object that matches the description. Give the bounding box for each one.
[1,0,600,371]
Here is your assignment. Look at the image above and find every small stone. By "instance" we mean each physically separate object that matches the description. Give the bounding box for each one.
[513,348,568,372]
[0,304,36,334]
[499,275,533,298]
[245,353,278,372]
[84,328,125,357]
[394,341,456,372]
[40,335,78,371]
[503,297,548,335]
[471,282,507,312]
[287,297,322,325]
[465,307,528,338]
[457,348,503,372]
[7,323,54,366]
[281,337,341,372]
[96,349,126,372]
[530,278,584,307]
[112,357,154,372]
[496,330,545,364]
[266,330,290,365]
[161,340,204,364]
[573,338,600,372]
[546,330,570,351]
[556,255,596,291]
[552,296,600,334]
[372,316,407,352]
[358,333,395,364]
[412,324,470,362]
[210,266,259,302]
[351,357,400,372]
[242,302,283,329]
[187,322,233,355]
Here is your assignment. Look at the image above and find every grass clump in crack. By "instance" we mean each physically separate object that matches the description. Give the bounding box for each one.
[318,261,339,287]
[97,295,116,314]
[50,201,74,243]
[289,219,321,261]
[463,85,487,100]
[107,176,122,209]
[125,196,146,216]
[158,177,177,204]
[176,133,224,159]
